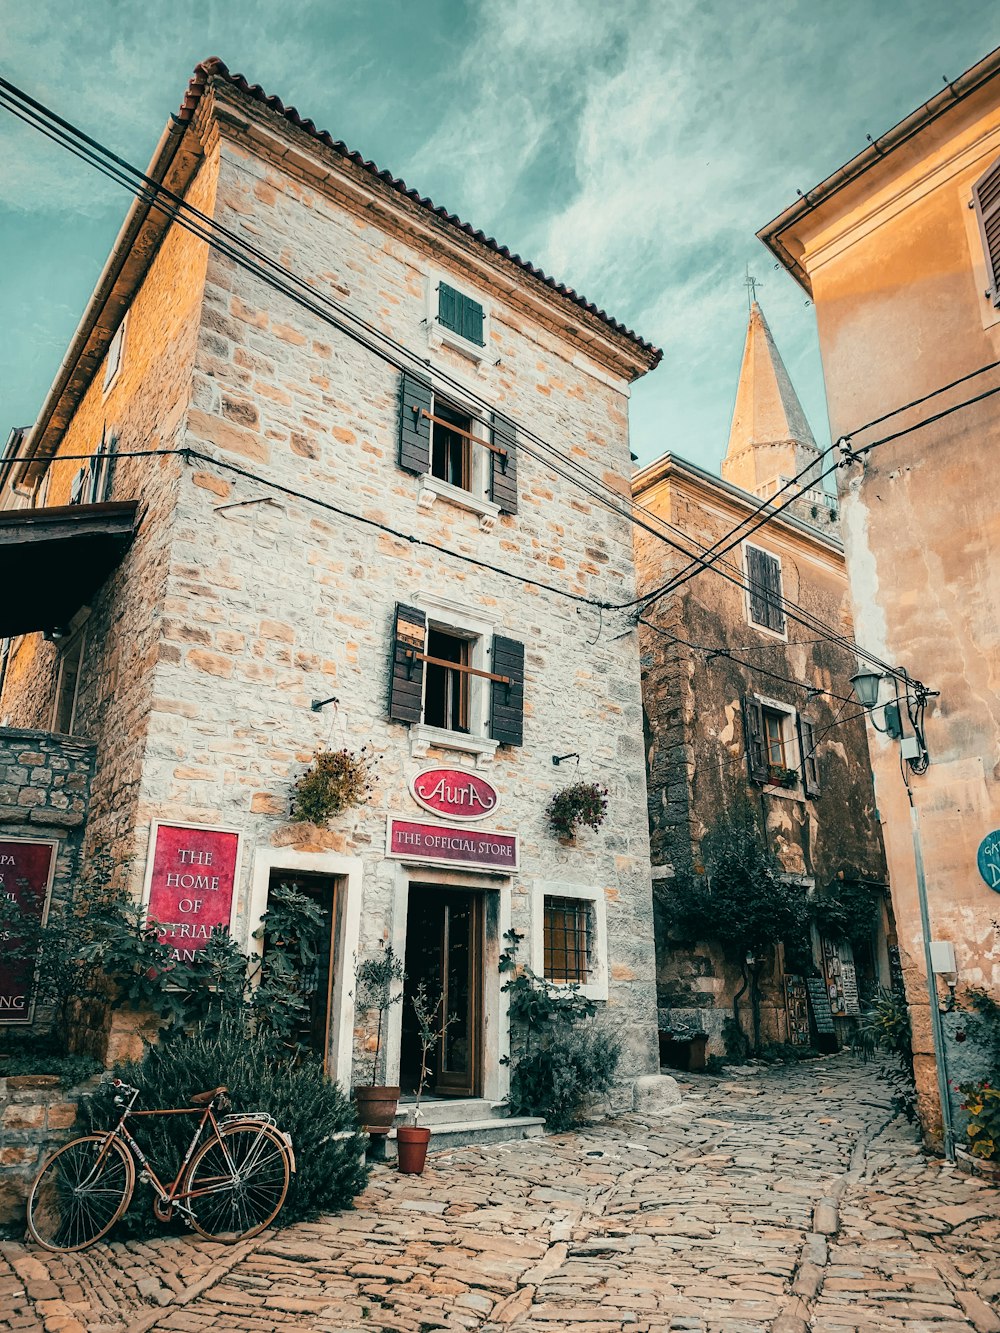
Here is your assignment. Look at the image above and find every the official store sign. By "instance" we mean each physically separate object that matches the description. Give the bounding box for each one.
[0,838,57,1025]
[387,817,518,871]
[143,822,241,960]
[409,767,500,822]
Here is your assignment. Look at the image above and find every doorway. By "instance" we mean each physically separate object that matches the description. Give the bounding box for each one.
[262,872,338,1069]
[400,886,483,1098]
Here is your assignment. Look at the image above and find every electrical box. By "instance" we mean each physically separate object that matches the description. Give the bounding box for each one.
[900,734,922,761]
[929,940,957,975]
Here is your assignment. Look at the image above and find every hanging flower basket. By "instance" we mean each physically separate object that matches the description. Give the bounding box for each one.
[546,782,609,841]
[290,747,377,823]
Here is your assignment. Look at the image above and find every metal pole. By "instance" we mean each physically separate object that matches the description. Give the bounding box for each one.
[909,801,955,1160]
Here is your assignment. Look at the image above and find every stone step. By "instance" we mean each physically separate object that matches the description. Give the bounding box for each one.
[382,1114,545,1159]
[393,1097,502,1127]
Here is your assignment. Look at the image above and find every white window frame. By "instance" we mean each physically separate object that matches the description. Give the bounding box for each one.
[417,383,499,530]
[103,315,128,395]
[409,593,499,764]
[743,541,788,641]
[426,270,491,365]
[531,882,609,1002]
[755,693,804,801]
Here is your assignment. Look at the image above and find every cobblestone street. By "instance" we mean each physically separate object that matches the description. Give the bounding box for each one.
[2,1056,999,1333]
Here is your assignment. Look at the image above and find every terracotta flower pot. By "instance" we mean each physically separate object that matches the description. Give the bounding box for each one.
[396,1124,431,1174]
[354,1085,400,1134]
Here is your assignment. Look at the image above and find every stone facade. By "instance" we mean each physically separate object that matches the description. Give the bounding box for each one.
[0,1075,84,1225]
[759,47,1000,1147]
[0,64,661,1102]
[634,350,889,1058]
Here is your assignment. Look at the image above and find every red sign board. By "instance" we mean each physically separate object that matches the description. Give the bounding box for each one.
[387,818,518,871]
[0,839,57,1025]
[144,823,241,961]
[409,767,500,823]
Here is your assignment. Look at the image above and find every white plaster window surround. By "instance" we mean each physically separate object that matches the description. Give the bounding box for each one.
[417,379,498,528]
[961,175,1000,333]
[102,314,128,395]
[531,881,609,1003]
[743,541,788,640]
[417,472,501,532]
[755,692,805,802]
[425,269,493,367]
[408,592,500,766]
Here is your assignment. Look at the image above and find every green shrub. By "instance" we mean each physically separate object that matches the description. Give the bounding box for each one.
[854,985,917,1121]
[80,1023,368,1236]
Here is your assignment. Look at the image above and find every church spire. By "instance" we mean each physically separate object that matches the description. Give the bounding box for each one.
[721,302,821,501]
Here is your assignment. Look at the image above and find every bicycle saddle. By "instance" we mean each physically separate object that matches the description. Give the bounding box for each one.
[190,1085,228,1105]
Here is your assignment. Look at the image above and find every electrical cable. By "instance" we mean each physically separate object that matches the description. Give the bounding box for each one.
[1,75,991,693]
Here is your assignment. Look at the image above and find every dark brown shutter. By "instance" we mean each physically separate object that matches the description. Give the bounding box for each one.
[973,156,1000,307]
[398,371,433,475]
[747,545,784,633]
[743,696,768,784]
[490,635,524,746]
[797,715,820,797]
[489,413,518,514]
[388,604,426,724]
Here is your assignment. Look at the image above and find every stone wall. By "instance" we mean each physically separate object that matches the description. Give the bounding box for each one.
[0,1076,83,1226]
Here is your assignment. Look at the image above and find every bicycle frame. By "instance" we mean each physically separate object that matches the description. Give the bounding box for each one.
[93,1090,268,1219]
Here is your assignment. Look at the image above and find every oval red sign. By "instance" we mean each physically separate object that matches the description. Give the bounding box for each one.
[409,767,500,822]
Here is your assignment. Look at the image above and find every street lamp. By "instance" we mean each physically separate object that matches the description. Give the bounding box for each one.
[849,666,955,1160]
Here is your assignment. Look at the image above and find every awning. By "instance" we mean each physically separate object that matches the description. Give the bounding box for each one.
[0,501,139,636]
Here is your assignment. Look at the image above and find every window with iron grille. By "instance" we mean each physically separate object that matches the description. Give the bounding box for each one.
[543,896,592,984]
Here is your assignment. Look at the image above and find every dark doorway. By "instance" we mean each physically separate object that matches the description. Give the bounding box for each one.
[401,886,483,1098]
[262,872,338,1070]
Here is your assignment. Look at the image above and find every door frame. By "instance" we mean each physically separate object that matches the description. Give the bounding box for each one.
[248,848,364,1091]
[387,862,511,1103]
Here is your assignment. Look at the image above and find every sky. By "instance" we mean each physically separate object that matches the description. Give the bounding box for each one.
[0,0,996,472]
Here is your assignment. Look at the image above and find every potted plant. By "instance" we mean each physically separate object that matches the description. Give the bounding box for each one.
[353,945,404,1134]
[767,765,799,790]
[546,782,609,841]
[396,981,454,1175]
[290,747,377,823]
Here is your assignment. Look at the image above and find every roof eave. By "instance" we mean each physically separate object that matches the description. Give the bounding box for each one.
[757,43,1000,291]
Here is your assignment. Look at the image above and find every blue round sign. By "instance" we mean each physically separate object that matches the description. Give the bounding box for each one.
[977,830,1000,892]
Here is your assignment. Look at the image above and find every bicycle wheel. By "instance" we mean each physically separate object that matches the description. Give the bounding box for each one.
[183,1121,290,1241]
[28,1134,134,1252]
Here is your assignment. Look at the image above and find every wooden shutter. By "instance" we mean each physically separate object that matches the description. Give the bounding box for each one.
[388,604,426,724]
[438,282,484,346]
[743,696,768,784]
[973,156,1000,307]
[398,371,433,475]
[797,715,820,797]
[746,545,785,633]
[490,635,524,747]
[489,412,518,514]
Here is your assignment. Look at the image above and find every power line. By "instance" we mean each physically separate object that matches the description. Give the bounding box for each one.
[0,75,990,694]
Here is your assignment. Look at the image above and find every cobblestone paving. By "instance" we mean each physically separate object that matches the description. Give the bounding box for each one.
[2,1056,998,1333]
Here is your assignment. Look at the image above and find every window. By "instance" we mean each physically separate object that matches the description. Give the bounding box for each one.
[438,282,485,347]
[764,709,788,771]
[388,603,524,751]
[743,695,821,796]
[397,371,518,516]
[103,316,127,394]
[52,629,86,735]
[745,543,786,635]
[972,155,1000,308]
[544,897,592,984]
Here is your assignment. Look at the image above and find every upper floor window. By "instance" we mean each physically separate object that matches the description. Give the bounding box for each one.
[397,371,518,517]
[103,316,128,394]
[387,602,524,750]
[744,542,786,636]
[437,281,485,347]
[743,694,820,797]
[972,155,1000,308]
[52,627,86,735]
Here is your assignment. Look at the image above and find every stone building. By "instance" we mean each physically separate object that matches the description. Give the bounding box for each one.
[0,59,663,1131]
[634,303,890,1060]
[758,45,1000,1148]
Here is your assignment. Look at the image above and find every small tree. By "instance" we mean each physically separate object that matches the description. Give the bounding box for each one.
[659,801,810,1054]
[354,945,405,1086]
[408,981,456,1124]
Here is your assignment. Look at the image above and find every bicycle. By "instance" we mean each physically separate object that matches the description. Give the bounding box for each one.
[27,1079,295,1252]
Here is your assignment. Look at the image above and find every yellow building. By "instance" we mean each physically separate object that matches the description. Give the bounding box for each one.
[759,46,1000,1149]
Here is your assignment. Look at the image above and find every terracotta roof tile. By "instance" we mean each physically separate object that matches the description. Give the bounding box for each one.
[179,58,662,371]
